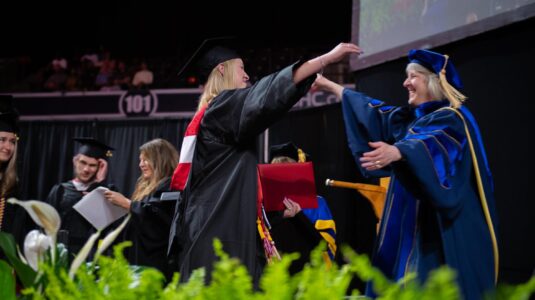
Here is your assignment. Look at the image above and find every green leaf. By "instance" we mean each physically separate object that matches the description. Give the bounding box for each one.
[0,260,16,300]
[0,232,37,287]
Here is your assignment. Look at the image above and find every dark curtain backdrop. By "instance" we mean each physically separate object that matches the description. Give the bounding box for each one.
[17,118,190,201]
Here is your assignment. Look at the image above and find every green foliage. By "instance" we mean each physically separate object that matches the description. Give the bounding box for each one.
[0,232,37,287]
[257,252,297,300]
[293,242,354,300]
[492,276,535,300]
[0,260,17,300]
[2,234,534,300]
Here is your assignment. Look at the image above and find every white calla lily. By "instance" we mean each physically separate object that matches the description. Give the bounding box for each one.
[8,198,61,240]
[23,230,53,271]
[94,214,131,260]
[68,231,101,279]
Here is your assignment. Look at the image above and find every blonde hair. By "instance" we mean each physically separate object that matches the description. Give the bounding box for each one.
[131,139,179,201]
[406,61,467,108]
[197,58,241,111]
[271,156,297,164]
[0,142,18,196]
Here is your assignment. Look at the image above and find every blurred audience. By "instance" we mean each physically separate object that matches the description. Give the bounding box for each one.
[0,46,350,92]
[132,61,153,89]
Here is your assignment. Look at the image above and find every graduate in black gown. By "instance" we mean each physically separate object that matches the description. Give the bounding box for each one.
[314,49,498,299]
[0,95,32,258]
[46,137,115,257]
[168,41,362,286]
[266,142,337,275]
[104,138,179,280]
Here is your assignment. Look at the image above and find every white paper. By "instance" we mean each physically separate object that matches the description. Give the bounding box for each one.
[73,186,128,230]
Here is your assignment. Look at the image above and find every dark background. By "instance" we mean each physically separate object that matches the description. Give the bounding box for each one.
[0,1,353,61]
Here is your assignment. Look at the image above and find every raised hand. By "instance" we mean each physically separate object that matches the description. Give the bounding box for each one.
[321,43,363,65]
[95,159,108,183]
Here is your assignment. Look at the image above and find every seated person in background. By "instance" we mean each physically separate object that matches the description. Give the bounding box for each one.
[46,138,115,257]
[131,61,153,88]
[266,142,337,274]
[104,138,179,280]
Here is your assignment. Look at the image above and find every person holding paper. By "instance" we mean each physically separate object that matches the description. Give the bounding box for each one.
[46,137,115,256]
[266,142,337,274]
[167,40,362,287]
[313,49,497,299]
[104,138,179,280]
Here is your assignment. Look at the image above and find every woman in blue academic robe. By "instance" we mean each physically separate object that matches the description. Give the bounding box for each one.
[314,49,498,299]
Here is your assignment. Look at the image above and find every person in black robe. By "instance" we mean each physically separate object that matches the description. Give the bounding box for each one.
[266,142,337,275]
[168,41,362,286]
[104,138,179,280]
[0,95,33,259]
[314,49,498,299]
[46,137,115,257]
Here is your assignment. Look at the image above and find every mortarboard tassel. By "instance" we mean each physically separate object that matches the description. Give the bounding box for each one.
[439,54,467,108]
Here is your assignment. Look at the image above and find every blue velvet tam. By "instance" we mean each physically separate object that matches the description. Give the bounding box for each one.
[408,49,463,89]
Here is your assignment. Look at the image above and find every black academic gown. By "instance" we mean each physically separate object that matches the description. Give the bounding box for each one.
[1,185,33,259]
[46,181,110,258]
[170,63,315,286]
[124,177,176,280]
[267,211,322,275]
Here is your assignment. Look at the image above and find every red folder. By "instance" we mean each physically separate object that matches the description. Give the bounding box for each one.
[258,162,318,212]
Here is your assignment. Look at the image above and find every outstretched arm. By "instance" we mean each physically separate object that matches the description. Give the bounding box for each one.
[293,43,362,84]
[360,141,402,171]
[312,74,345,99]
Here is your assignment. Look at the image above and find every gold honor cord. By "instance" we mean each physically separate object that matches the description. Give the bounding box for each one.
[441,107,499,283]
[0,197,4,230]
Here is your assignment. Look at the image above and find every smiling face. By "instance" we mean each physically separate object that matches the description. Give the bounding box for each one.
[139,152,153,179]
[0,131,16,163]
[403,68,433,106]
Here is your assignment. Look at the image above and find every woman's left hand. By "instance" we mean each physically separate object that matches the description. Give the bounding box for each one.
[360,141,402,171]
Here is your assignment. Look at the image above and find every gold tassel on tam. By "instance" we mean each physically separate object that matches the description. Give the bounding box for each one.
[297,148,306,163]
[439,55,467,108]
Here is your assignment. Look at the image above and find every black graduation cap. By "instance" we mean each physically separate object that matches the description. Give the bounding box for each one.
[73,137,114,160]
[270,142,311,163]
[0,95,19,134]
[177,36,241,84]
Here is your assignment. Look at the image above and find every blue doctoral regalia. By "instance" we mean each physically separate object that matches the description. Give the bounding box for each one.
[341,89,498,300]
